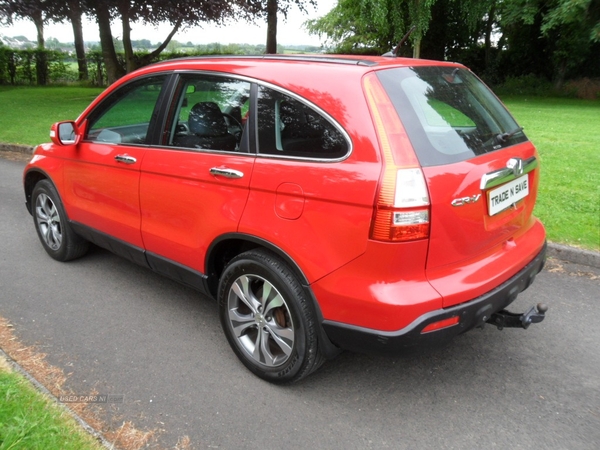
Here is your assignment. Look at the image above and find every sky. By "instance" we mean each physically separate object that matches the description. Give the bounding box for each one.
[0,1,337,47]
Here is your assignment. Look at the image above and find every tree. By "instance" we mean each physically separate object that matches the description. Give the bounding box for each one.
[307,0,441,57]
[497,0,600,87]
[87,0,256,83]
[266,0,278,53]
[0,0,89,81]
[308,0,599,85]
[305,0,403,54]
[251,0,316,54]
[49,0,88,81]
[407,0,438,57]
[0,0,66,84]
[45,36,60,49]
[65,0,88,81]
[540,0,600,87]
[92,1,124,83]
[0,0,49,48]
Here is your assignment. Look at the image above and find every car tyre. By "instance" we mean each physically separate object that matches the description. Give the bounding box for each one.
[32,180,89,261]
[218,249,325,383]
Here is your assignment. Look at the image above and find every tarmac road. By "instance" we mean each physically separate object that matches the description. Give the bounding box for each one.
[1,155,599,449]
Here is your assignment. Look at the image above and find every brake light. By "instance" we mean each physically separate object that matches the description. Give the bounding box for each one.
[363,73,430,242]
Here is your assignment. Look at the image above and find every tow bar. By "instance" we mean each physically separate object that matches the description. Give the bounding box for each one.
[487,303,548,330]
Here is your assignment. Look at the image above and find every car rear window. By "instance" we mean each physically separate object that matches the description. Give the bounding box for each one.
[376,67,528,166]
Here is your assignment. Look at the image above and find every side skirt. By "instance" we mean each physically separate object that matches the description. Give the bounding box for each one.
[69,221,211,296]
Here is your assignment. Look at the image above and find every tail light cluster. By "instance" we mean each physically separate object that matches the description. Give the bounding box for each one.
[363,73,430,242]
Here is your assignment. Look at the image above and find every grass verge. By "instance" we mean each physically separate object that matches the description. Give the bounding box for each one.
[0,317,159,450]
[0,356,104,450]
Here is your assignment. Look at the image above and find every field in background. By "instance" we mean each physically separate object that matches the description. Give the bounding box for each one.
[0,86,598,251]
[0,86,103,145]
[503,97,599,251]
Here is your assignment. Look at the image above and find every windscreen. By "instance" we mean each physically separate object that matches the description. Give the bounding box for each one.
[376,67,527,166]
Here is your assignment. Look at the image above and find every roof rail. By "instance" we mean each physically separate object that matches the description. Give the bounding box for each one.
[155,54,379,67]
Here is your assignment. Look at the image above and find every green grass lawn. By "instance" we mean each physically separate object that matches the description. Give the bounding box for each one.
[0,86,597,251]
[0,362,103,450]
[502,97,600,251]
[0,86,104,146]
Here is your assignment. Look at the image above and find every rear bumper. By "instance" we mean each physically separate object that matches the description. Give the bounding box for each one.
[322,242,546,354]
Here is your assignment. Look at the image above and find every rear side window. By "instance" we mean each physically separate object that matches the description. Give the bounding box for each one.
[256,86,349,159]
[377,67,527,166]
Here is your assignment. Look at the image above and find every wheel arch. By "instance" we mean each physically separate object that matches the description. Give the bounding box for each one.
[24,168,53,215]
[205,233,309,297]
[205,233,342,359]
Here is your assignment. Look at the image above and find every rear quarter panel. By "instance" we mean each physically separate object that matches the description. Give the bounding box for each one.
[237,63,385,282]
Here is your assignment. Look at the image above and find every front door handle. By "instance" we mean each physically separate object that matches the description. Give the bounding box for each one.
[209,167,244,179]
[115,154,137,164]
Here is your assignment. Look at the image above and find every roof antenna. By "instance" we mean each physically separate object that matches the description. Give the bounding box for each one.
[383,25,417,57]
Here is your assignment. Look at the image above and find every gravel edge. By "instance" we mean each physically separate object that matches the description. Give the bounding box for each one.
[0,347,112,449]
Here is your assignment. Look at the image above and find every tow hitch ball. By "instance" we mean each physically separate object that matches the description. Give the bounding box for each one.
[487,303,548,330]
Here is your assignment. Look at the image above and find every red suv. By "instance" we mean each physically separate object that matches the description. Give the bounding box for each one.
[24,55,547,383]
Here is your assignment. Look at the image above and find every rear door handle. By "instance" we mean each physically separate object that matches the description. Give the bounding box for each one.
[115,154,137,164]
[209,167,244,179]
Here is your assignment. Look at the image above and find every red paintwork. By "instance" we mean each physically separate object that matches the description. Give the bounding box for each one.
[423,141,544,307]
[312,239,441,331]
[24,55,546,335]
[238,156,381,282]
[139,149,254,272]
[62,142,147,247]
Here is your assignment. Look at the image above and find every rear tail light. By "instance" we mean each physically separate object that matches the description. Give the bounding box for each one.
[363,73,430,242]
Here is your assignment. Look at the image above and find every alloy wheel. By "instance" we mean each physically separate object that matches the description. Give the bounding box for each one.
[35,193,62,251]
[226,274,295,368]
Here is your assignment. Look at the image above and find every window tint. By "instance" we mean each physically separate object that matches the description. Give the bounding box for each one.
[377,67,527,166]
[167,75,250,152]
[257,86,348,159]
[86,75,167,144]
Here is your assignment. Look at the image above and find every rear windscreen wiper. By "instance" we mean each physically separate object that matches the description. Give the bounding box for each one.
[495,126,524,144]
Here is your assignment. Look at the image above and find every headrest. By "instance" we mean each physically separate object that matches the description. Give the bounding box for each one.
[189,102,227,136]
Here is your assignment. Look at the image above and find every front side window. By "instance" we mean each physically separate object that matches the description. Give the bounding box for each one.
[377,67,528,166]
[86,75,167,144]
[167,75,251,152]
[257,86,349,159]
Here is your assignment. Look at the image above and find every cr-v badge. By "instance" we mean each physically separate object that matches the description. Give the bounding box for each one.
[451,194,481,207]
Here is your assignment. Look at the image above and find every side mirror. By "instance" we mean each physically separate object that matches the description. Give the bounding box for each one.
[50,121,81,146]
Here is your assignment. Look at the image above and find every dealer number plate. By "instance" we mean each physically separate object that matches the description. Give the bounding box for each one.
[487,175,529,216]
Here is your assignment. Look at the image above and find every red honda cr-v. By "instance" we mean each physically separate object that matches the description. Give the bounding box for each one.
[24,55,547,383]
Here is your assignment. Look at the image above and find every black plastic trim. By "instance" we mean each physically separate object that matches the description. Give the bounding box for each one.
[322,242,547,354]
[206,233,310,287]
[146,252,209,294]
[69,222,150,268]
[68,222,212,295]
[147,72,179,145]
[23,167,53,215]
